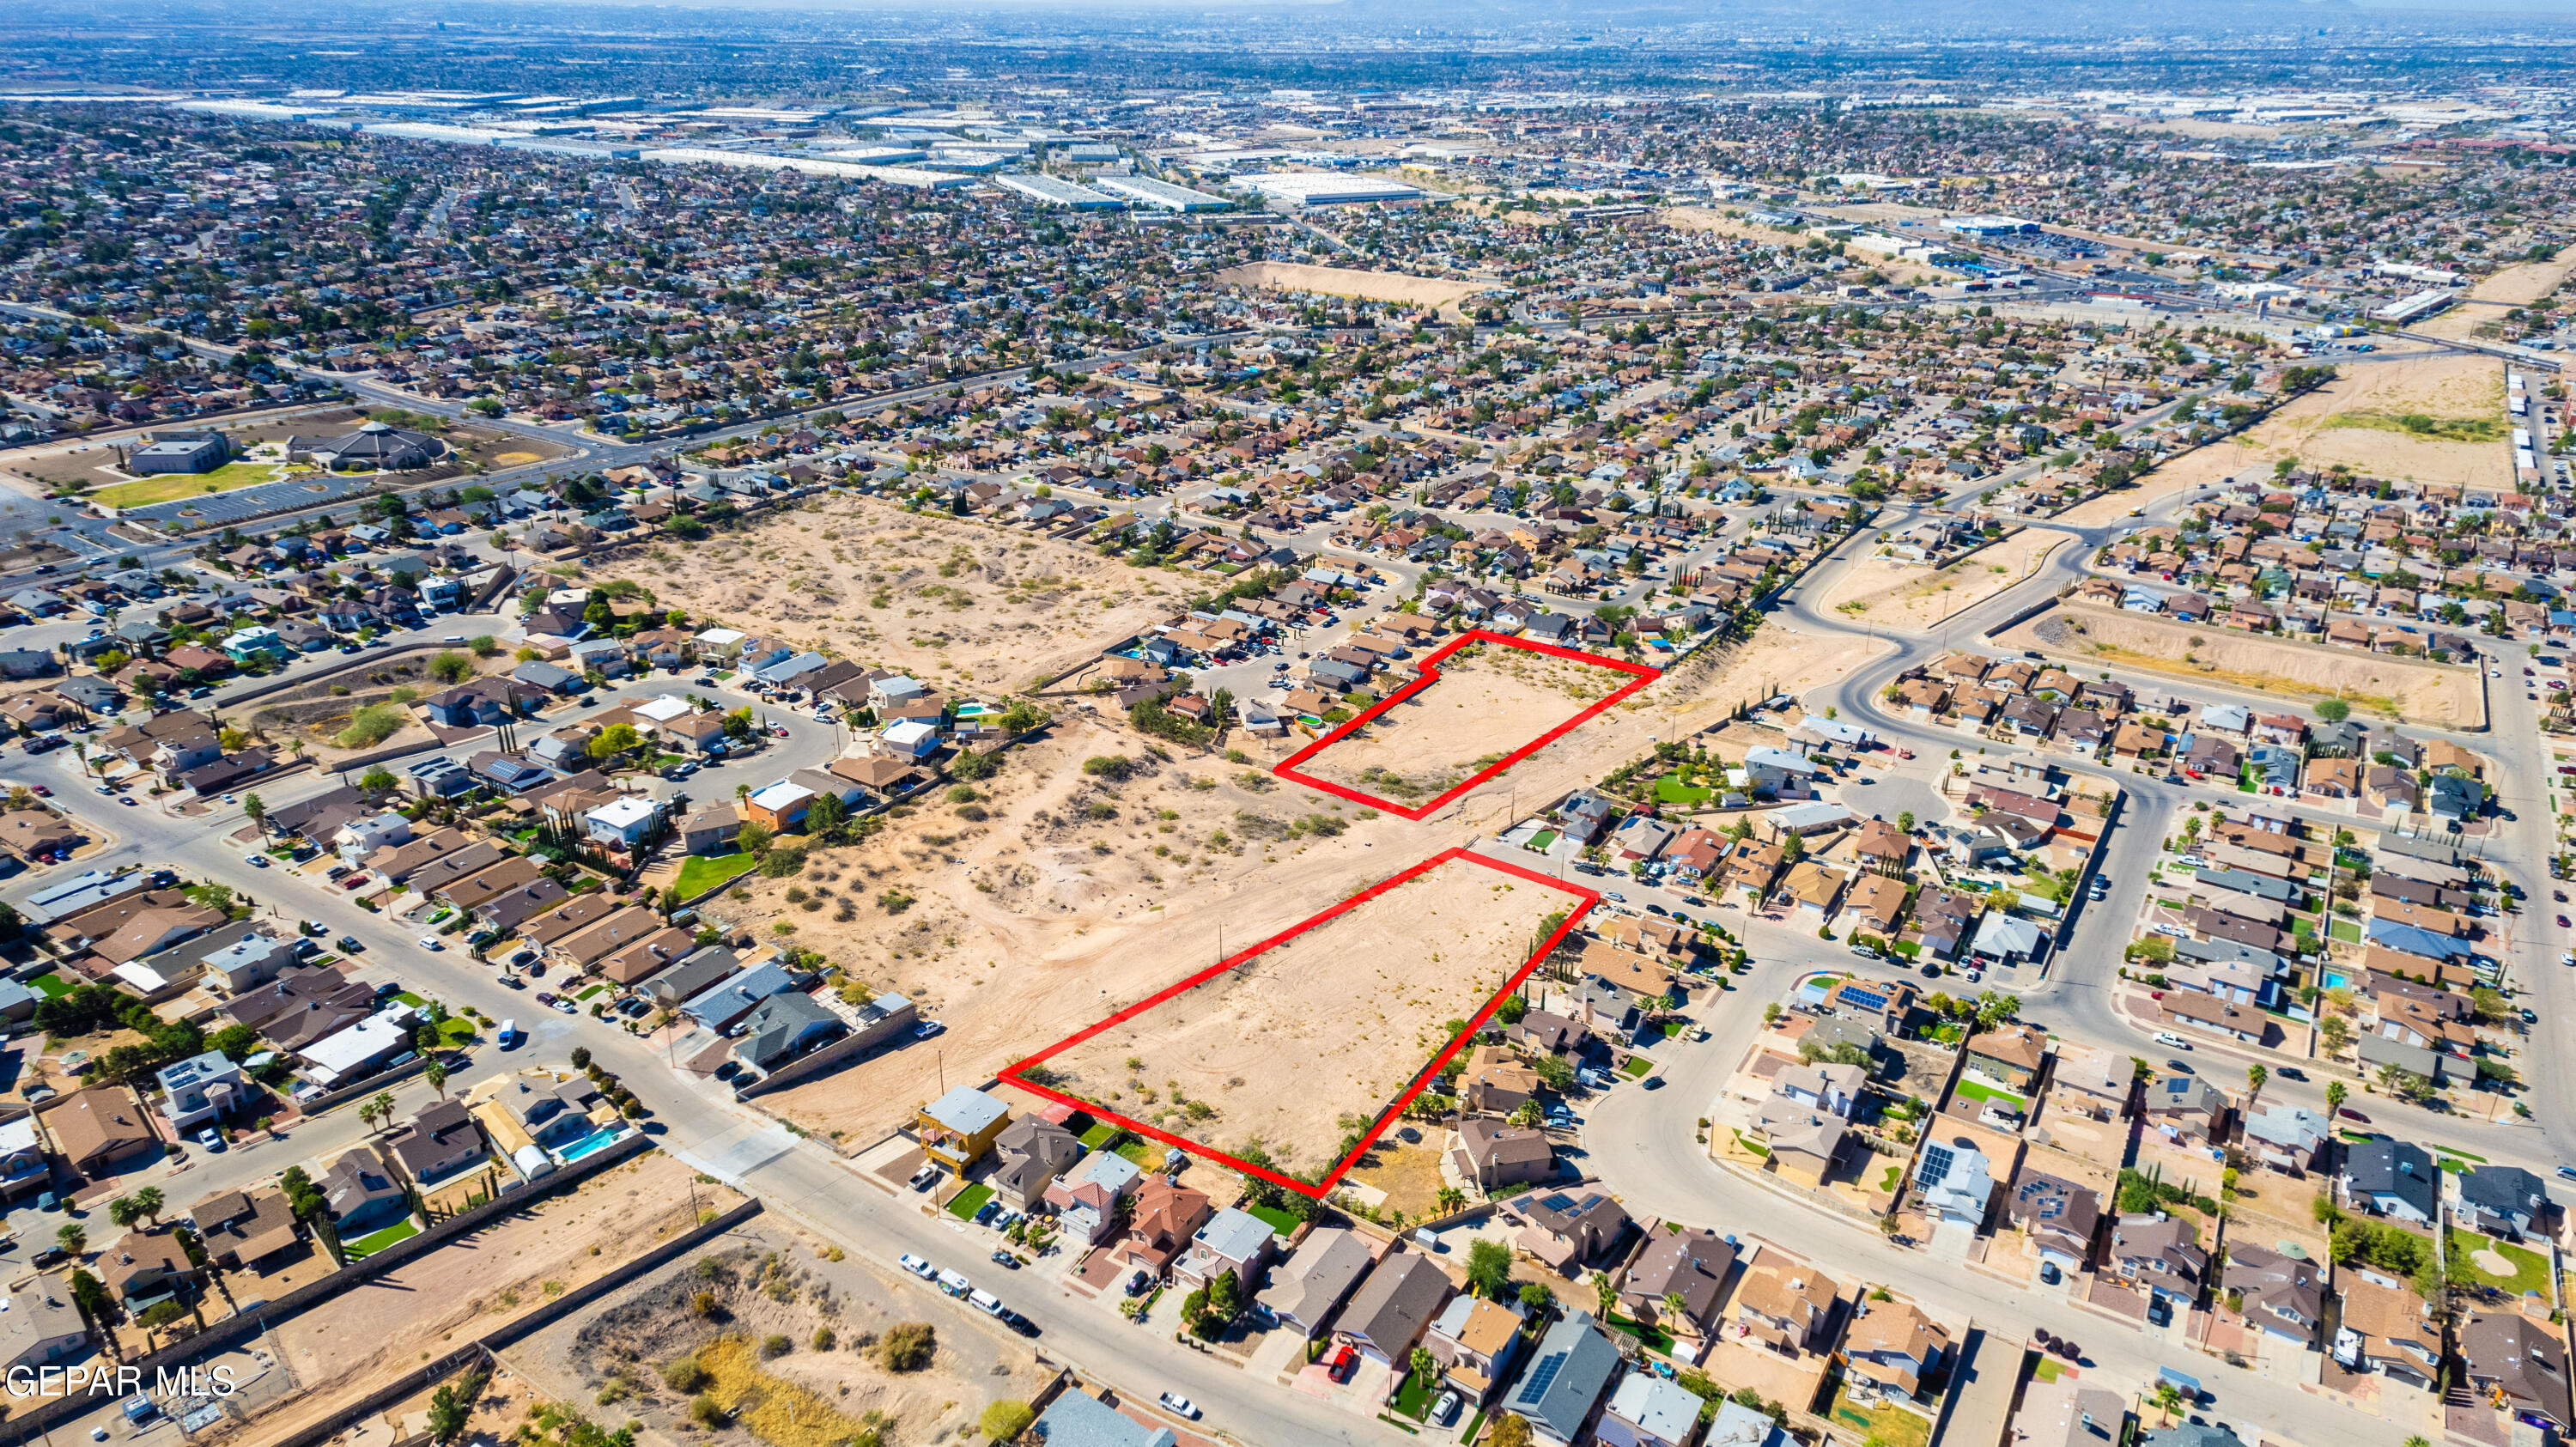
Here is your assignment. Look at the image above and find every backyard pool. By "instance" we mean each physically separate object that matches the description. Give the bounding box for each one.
[558,1127,629,1164]
[2321,970,2352,990]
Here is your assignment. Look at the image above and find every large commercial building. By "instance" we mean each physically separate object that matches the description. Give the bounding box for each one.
[1093,175,1232,212]
[994,175,1127,210]
[1231,172,1426,208]
[1941,215,2041,236]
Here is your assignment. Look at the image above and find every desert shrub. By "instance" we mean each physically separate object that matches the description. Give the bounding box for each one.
[335,703,404,749]
[759,1334,791,1359]
[811,1326,836,1352]
[878,1321,936,1372]
[659,1356,708,1393]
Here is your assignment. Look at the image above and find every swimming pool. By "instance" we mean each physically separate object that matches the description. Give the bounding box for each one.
[559,1127,628,1164]
[2321,970,2352,991]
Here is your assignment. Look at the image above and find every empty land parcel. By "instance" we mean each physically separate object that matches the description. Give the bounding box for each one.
[1281,635,1653,815]
[1011,848,1588,1186]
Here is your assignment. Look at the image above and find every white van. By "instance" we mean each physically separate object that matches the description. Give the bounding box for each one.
[969,1289,1006,1318]
[937,1268,972,1298]
[498,1019,522,1049]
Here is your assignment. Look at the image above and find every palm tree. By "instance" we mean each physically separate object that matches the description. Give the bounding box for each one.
[2325,1080,2348,1113]
[106,1196,143,1231]
[366,1091,397,1132]
[2245,1062,2267,1107]
[2151,1381,2184,1420]
[131,1186,162,1225]
[55,1223,84,1258]
[424,1061,448,1100]
[1662,1290,1690,1328]
[356,1097,384,1134]
[243,792,268,836]
[1590,1269,1617,1322]
[1435,1187,1466,1218]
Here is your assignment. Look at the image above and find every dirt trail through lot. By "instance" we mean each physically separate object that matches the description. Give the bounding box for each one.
[1999,603,2485,727]
[1214,261,1488,312]
[1819,529,2075,632]
[1024,853,1570,1173]
[1296,641,1640,804]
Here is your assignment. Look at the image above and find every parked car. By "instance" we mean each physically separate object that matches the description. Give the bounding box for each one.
[899,1253,935,1280]
[2153,1031,2190,1050]
[1158,1395,1200,1420]
[195,1128,223,1153]
[1001,1310,1040,1338]
[416,936,442,951]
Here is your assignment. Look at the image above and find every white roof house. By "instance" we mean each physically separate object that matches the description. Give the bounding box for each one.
[923,1085,1009,1138]
[299,1010,417,1089]
[884,719,940,758]
[632,694,695,723]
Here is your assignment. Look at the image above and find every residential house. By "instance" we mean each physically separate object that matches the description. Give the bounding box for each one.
[0,1281,88,1374]
[1113,1177,1213,1277]
[1619,1226,1736,1341]
[2343,1137,2439,1225]
[1500,1311,1620,1447]
[1334,1251,1456,1365]
[988,1116,1083,1214]
[48,1085,158,1177]
[155,1050,245,1133]
[1965,1024,2047,1091]
[2009,1381,2124,1447]
[320,1146,409,1235]
[2108,1213,2207,1304]
[189,1188,302,1273]
[99,1228,192,1309]
[1732,1260,1840,1355]
[1255,1226,1372,1339]
[1844,1298,1950,1402]
[2335,1277,2440,1388]
[915,1086,1011,1173]
[2459,1310,2573,1432]
[1598,1375,1707,1447]
[1028,1391,1177,1447]
[386,1098,488,1184]
[1458,1117,1556,1192]
[2223,1243,2324,1347]
[2455,1165,2549,1240]
[1043,1151,1143,1247]
[1172,1207,1275,1297]
[2008,1170,2102,1278]
[1424,1296,1524,1406]
[1514,1189,1630,1274]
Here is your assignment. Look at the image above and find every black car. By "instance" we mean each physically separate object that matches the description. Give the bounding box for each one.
[990,1249,1020,1269]
[1002,1310,1041,1338]
[28,1247,64,1268]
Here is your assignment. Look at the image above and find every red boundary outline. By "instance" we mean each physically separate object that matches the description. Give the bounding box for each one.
[1269,629,1659,821]
[999,848,1598,1200]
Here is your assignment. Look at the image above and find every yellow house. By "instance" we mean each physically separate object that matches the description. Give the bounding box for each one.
[916,1086,1011,1173]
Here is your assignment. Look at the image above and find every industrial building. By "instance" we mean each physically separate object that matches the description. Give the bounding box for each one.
[994,174,1127,210]
[1941,215,2041,236]
[1230,172,1426,208]
[2372,289,2457,325]
[1092,175,1232,212]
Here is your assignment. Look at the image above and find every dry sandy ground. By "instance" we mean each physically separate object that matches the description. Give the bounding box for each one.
[2414,244,2576,341]
[1674,205,1945,287]
[237,1153,738,1444]
[1819,528,2075,632]
[1030,853,1568,1172]
[500,1223,1043,1447]
[1295,641,1637,803]
[751,614,1891,1153]
[2060,355,2509,512]
[592,496,1182,694]
[1213,261,1487,311]
[2002,603,2485,727]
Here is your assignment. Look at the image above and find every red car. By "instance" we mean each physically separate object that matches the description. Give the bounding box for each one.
[2338,1107,2371,1124]
[338,872,371,890]
[1326,1345,1357,1382]
[28,785,46,797]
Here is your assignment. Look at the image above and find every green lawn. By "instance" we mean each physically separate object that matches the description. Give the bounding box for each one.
[1831,1386,1930,1447]
[1247,1204,1301,1237]
[343,1218,422,1258]
[88,459,304,508]
[1621,1056,1654,1079]
[946,1183,994,1221]
[394,991,428,1008]
[27,974,70,1000]
[576,985,606,1000]
[1526,830,1558,851]
[1079,1122,1123,1150]
[1953,1079,2029,1111]
[2430,1144,2489,1164]
[1607,1313,1676,1354]
[1655,777,1715,805]
[2329,918,2362,944]
[2031,1355,2066,1383]
[2453,1231,2554,1297]
[434,1018,476,1046]
[675,851,759,897]
[1390,1372,1437,1420]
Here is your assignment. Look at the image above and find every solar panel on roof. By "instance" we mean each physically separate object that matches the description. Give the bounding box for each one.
[1918,1143,1956,1184]
[1517,1353,1567,1404]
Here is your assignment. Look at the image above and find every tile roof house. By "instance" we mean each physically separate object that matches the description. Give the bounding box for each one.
[189,1187,302,1273]
[1042,1151,1143,1247]
[2008,1379,2124,1447]
[48,1085,159,1177]
[320,1146,409,1236]
[99,1227,192,1306]
[1334,1250,1456,1365]
[2007,1170,2103,1276]
[2108,1213,2207,1302]
[1113,1177,1212,1276]
[1457,1118,1556,1192]
[1424,1295,1525,1406]
[1844,1298,1950,1402]
[1733,1259,1841,1355]
[2334,1277,2440,1387]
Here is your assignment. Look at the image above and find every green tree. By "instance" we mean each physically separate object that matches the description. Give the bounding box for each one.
[2326,1080,2348,1112]
[2314,697,2351,723]
[130,1185,163,1225]
[1467,1237,1514,1299]
[980,1401,1036,1442]
[243,793,268,835]
[428,651,474,685]
[55,1223,84,1257]
[1491,1414,1534,1447]
[587,721,643,759]
[424,1060,449,1099]
[805,790,848,839]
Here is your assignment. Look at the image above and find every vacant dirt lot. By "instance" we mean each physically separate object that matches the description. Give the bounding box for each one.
[1025,853,1572,1175]
[2415,245,2575,340]
[2251,354,2507,489]
[1291,640,1640,806]
[228,1152,740,1445]
[505,1225,1044,1447]
[2002,603,2485,727]
[1216,261,1488,312]
[750,615,1890,1154]
[590,496,1182,694]
[1820,528,2074,631]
